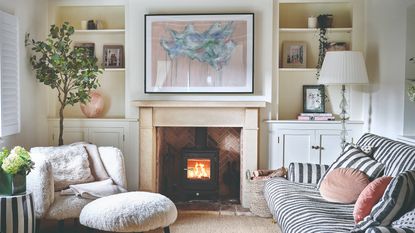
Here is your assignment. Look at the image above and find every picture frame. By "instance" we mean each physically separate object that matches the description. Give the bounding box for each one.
[282,41,307,68]
[103,45,124,68]
[303,85,325,113]
[74,43,95,59]
[144,13,254,94]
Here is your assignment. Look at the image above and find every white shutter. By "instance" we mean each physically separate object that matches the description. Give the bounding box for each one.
[0,11,19,137]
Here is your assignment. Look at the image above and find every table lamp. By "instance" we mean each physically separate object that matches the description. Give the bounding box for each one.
[319,51,369,149]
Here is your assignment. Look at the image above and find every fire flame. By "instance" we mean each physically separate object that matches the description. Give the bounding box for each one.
[187,160,210,179]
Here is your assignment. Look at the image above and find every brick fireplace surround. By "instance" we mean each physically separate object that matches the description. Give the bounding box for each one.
[133,101,265,207]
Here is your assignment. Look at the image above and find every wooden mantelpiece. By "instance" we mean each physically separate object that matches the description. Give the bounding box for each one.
[134,100,265,207]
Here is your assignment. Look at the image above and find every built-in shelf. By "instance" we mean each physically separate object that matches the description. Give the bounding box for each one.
[75,29,125,34]
[279,28,352,33]
[104,68,126,72]
[279,68,318,72]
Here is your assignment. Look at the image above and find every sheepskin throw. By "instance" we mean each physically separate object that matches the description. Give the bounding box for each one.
[79,192,177,232]
[31,145,94,191]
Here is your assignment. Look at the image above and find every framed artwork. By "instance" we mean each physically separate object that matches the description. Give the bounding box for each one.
[103,45,124,68]
[282,41,307,68]
[74,43,95,58]
[303,85,325,113]
[144,13,254,93]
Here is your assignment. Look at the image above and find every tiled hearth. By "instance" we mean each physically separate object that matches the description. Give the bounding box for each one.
[134,101,265,207]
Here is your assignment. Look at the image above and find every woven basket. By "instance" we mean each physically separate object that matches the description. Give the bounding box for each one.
[246,171,272,218]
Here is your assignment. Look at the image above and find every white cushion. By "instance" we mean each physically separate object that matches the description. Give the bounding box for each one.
[45,192,93,220]
[30,145,94,191]
[79,192,177,232]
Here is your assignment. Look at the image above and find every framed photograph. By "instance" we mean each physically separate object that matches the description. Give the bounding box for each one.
[303,85,325,113]
[103,45,124,68]
[145,13,254,93]
[326,42,348,52]
[282,41,307,68]
[74,43,95,58]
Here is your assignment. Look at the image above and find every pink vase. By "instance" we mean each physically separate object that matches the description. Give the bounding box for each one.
[80,91,105,118]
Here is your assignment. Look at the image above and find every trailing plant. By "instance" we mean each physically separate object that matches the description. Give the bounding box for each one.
[408,83,415,102]
[316,14,333,78]
[25,22,102,145]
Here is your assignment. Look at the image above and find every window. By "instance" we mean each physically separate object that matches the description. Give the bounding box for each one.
[0,11,19,137]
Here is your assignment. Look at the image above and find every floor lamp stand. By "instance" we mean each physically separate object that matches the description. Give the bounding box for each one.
[339,84,348,151]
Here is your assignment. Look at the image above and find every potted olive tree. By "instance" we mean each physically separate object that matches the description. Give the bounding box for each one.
[25,22,102,145]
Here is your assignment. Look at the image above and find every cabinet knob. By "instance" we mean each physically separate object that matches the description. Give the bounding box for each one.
[311,145,320,150]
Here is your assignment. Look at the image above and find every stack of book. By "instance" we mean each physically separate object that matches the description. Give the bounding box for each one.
[297,113,335,121]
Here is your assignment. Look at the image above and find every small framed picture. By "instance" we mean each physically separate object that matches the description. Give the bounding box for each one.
[103,45,124,68]
[326,42,348,52]
[303,85,325,113]
[282,41,307,68]
[74,43,95,58]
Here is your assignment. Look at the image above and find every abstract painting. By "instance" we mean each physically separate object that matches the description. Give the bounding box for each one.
[145,14,254,93]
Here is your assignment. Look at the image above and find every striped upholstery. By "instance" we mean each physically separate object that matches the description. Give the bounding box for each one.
[317,147,384,188]
[0,192,35,233]
[352,170,415,232]
[357,133,415,176]
[365,226,415,233]
[264,177,355,233]
[287,163,329,184]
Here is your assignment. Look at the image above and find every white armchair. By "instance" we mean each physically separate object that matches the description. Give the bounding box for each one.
[27,146,127,228]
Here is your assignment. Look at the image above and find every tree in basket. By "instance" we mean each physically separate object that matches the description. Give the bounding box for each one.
[25,22,102,145]
[0,146,34,195]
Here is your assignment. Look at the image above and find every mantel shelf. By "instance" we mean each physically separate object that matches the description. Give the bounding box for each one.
[132,101,266,108]
[75,29,125,33]
[279,28,352,33]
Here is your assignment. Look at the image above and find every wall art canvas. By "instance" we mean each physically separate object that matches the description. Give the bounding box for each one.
[145,14,254,93]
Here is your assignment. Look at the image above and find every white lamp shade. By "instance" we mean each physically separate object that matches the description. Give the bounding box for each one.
[319,51,369,85]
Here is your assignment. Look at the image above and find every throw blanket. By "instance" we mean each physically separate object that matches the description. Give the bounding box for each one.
[61,179,127,199]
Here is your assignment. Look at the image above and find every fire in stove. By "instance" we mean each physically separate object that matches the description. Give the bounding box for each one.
[187,159,211,180]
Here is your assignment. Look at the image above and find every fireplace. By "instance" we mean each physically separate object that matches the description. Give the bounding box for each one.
[135,101,264,208]
[181,148,219,200]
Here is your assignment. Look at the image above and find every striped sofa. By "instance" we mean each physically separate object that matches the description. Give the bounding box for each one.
[264,133,415,233]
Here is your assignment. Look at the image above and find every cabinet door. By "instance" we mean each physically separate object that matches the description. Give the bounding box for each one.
[279,129,318,166]
[51,127,88,146]
[88,127,124,151]
[317,130,342,165]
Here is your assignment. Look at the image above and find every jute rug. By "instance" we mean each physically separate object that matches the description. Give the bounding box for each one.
[41,212,282,233]
[148,212,282,233]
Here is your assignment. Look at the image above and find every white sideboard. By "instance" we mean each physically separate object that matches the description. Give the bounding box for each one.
[266,120,364,169]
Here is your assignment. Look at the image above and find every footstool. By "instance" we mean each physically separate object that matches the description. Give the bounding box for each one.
[79,191,177,233]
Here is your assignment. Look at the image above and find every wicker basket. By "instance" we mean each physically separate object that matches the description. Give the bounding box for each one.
[246,170,272,218]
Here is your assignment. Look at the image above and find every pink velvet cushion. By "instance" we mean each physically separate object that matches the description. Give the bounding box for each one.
[320,168,370,204]
[353,176,393,223]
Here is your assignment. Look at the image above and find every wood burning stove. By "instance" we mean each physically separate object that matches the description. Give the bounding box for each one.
[180,128,219,200]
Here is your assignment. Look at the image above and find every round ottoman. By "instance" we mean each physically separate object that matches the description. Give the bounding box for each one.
[79,192,177,233]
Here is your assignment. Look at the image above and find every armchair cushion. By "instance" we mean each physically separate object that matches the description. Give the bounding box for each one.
[99,147,127,189]
[31,145,95,191]
[45,192,93,220]
[288,162,329,184]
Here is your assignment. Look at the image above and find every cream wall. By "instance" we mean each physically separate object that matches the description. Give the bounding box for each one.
[364,0,413,138]
[0,0,49,149]
[125,0,274,169]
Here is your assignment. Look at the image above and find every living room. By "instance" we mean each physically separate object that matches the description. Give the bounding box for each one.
[0,0,414,233]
